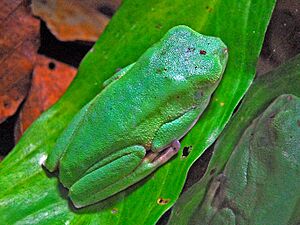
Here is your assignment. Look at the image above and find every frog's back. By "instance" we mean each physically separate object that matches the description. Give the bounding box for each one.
[55,26,227,187]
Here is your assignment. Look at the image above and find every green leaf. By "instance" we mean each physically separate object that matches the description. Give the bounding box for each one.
[168,54,300,225]
[0,0,275,224]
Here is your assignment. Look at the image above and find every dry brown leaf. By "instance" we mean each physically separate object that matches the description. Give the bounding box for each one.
[0,0,40,124]
[14,55,77,142]
[31,0,122,42]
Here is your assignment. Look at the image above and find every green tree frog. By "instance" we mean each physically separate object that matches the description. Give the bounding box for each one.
[44,25,228,208]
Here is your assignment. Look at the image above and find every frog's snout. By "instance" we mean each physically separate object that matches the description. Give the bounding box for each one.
[221,47,228,58]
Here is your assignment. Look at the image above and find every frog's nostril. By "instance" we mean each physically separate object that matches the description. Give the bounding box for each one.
[219,47,228,62]
[217,47,228,68]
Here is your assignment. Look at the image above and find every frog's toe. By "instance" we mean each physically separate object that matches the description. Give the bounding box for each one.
[44,150,61,172]
[150,140,180,166]
[171,139,181,151]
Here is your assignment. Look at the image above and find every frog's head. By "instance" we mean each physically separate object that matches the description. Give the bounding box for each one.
[151,25,228,89]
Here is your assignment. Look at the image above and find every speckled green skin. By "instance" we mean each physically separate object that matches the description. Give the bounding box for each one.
[45,25,228,208]
[196,94,300,225]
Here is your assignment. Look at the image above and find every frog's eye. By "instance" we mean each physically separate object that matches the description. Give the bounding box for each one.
[199,50,207,55]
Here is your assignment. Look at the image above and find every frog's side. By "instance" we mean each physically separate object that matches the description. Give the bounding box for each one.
[45,25,228,208]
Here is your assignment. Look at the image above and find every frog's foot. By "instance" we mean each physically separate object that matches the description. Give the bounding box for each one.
[144,140,180,166]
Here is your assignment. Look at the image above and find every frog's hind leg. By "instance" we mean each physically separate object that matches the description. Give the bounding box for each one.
[151,107,201,153]
[45,102,92,172]
[69,145,146,208]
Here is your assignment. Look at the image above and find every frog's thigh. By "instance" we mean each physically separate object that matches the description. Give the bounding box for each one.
[152,108,200,152]
[69,145,146,208]
[45,102,92,172]
[102,63,135,88]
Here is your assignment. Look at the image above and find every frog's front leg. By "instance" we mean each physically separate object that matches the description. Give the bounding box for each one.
[120,108,202,190]
[145,107,201,166]
[69,145,146,208]
[152,107,201,152]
